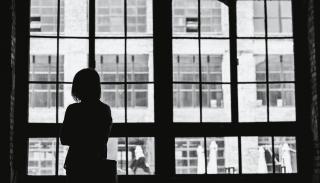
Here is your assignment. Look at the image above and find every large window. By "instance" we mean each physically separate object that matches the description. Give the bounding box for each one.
[25,0,300,181]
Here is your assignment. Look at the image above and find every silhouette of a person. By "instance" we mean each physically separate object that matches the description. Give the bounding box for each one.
[60,68,113,183]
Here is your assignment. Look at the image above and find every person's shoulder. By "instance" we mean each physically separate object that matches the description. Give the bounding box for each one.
[99,100,111,110]
[66,103,80,111]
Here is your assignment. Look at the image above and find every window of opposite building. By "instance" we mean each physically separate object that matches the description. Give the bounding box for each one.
[25,0,300,180]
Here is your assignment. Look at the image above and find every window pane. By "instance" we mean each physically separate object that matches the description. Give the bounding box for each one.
[29,38,57,81]
[30,0,59,36]
[96,0,124,36]
[128,137,154,175]
[237,0,265,37]
[28,138,56,175]
[239,84,267,122]
[173,40,199,82]
[268,55,294,82]
[201,39,230,82]
[127,39,153,82]
[59,39,89,82]
[242,136,273,174]
[107,137,127,175]
[127,0,152,36]
[61,0,88,36]
[238,39,266,82]
[58,84,73,123]
[267,0,293,36]
[202,84,231,122]
[274,136,297,173]
[206,137,239,174]
[101,84,125,123]
[96,39,125,82]
[269,83,296,121]
[29,84,59,123]
[58,141,69,175]
[200,0,228,37]
[175,138,204,174]
[173,84,200,122]
[172,0,198,37]
[268,39,294,81]
[127,84,154,122]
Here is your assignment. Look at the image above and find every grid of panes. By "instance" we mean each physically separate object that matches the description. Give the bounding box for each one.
[172,0,231,123]
[172,0,222,34]
[253,0,292,35]
[96,0,149,35]
[27,0,155,176]
[237,0,295,122]
[174,136,297,174]
[30,0,64,34]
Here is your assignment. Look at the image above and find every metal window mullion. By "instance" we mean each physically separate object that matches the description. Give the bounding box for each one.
[55,0,61,176]
[271,136,276,174]
[228,0,241,174]
[264,0,270,123]
[197,0,203,123]
[89,0,95,68]
[124,0,128,123]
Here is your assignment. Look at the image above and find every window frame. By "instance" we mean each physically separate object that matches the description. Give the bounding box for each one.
[14,0,311,182]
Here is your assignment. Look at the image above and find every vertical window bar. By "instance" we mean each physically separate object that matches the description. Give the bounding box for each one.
[55,0,61,176]
[177,55,181,107]
[229,0,238,124]
[271,136,276,173]
[125,137,129,175]
[264,0,270,122]
[116,55,120,107]
[124,0,128,123]
[198,0,203,123]
[89,0,95,68]
[238,136,242,174]
[31,56,35,107]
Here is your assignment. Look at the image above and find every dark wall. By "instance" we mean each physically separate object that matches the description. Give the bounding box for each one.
[308,0,320,182]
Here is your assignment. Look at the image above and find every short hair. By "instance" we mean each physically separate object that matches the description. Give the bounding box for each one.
[71,68,101,102]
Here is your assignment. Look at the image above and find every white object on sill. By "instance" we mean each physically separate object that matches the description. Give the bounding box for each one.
[277,99,283,107]
[256,100,263,106]
[210,100,217,108]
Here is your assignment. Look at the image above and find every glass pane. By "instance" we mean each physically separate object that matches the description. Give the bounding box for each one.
[237,0,265,37]
[269,83,296,121]
[29,38,57,81]
[127,39,153,82]
[206,137,238,174]
[29,84,58,123]
[101,84,125,123]
[201,0,228,37]
[172,0,198,37]
[58,141,69,175]
[175,138,204,174]
[61,0,88,36]
[127,84,154,123]
[173,39,199,82]
[127,0,152,36]
[59,39,89,82]
[28,138,56,175]
[173,84,200,122]
[274,136,297,173]
[267,0,292,36]
[58,84,72,123]
[201,39,230,82]
[107,137,127,175]
[268,39,294,81]
[96,0,124,36]
[237,39,266,82]
[96,39,125,82]
[202,84,231,122]
[128,137,155,175]
[242,136,273,174]
[30,0,58,36]
[238,84,267,122]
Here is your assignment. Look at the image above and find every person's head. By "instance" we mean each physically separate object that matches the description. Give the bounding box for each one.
[72,68,101,102]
